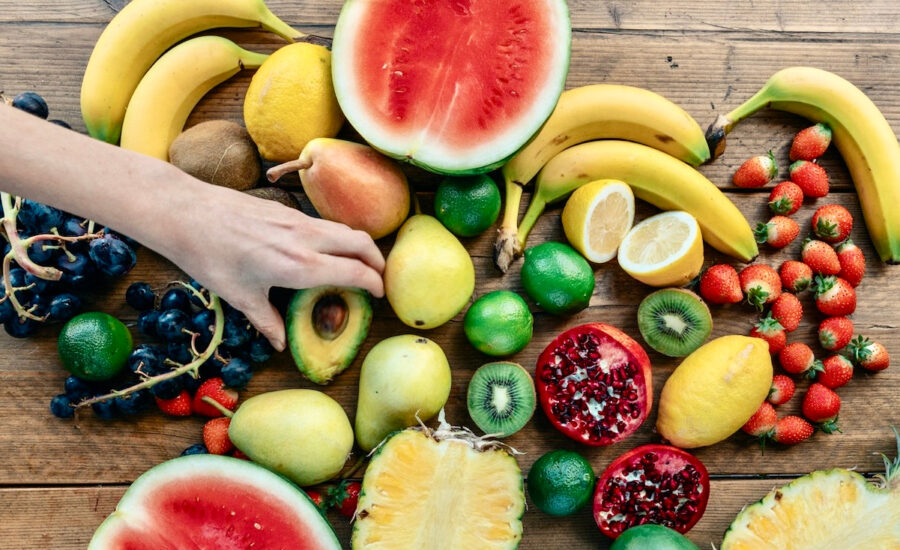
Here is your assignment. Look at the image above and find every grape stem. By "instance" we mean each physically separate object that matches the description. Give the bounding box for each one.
[74,289,225,411]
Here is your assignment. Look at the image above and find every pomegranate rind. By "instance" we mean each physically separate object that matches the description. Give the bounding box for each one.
[534,323,653,446]
[593,444,710,539]
[331,0,571,175]
[88,455,341,550]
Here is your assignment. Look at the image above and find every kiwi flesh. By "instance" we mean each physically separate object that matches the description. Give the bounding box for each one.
[637,288,712,358]
[467,362,535,437]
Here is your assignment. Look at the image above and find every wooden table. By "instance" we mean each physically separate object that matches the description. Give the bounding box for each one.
[2,1,900,548]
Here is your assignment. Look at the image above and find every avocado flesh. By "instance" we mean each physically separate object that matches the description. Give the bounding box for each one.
[287,286,373,384]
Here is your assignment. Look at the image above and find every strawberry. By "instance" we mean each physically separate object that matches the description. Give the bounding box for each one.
[779,342,823,378]
[742,401,777,438]
[330,480,361,518]
[818,316,854,351]
[818,354,854,389]
[154,390,192,417]
[231,449,250,461]
[812,275,856,316]
[801,383,841,433]
[739,264,782,310]
[192,377,238,418]
[767,374,796,406]
[749,314,786,355]
[779,260,813,293]
[698,264,743,304]
[202,417,234,455]
[754,216,799,249]
[789,160,829,198]
[733,152,778,188]
[836,239,866,287]
[768,181,804,216]
[811,204,853,243]
[801,238,841,275]
[848,336,890,372]
[771,292,803,332]
[772,416,815,445]
[306,489,327,509]
[790,123,832,161]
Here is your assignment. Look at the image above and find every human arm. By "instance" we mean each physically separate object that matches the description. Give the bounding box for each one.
[0,104,385,351]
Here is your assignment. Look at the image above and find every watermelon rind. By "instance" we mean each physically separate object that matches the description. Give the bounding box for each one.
[88,454,341,550]
[332,0,571,176]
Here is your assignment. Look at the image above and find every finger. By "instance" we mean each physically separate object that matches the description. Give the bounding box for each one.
[241,298,287,352]
[297,254,385,298]
[307,220,386,273]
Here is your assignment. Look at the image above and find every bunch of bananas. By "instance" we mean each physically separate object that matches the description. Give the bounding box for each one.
[493,84,759,272]
[80,0,303,159]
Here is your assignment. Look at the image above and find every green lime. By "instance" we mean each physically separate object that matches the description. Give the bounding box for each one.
[527,449,595,516]
[463,291,533,356]
[611,525,700,550]
[58,312,133,381]
[521,242,595,315]
[434,174,501,237]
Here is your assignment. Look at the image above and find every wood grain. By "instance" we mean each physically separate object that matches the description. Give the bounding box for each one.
[0,478,813,549]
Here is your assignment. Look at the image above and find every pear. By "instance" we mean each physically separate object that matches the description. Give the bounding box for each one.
[385,214,475,329]
[228,389,354,486]
[267,138,410,239]
[355,335,451,451]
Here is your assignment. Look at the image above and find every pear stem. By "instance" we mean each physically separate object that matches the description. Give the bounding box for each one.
[267,159,312,184]
[411,192,422,216]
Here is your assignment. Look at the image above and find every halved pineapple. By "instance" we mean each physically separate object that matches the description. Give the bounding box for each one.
[352,417,525,549]
[722,431,900,549]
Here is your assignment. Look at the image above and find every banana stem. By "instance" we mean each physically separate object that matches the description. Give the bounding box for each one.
[492,180,525,273]
[706,84,773,159]
[267,159,312,183]
[515,195,548,247]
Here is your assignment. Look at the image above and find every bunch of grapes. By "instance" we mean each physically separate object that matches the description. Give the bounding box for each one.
[50,280,274,420]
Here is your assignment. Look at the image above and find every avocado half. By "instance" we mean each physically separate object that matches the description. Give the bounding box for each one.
[286,286,373,385]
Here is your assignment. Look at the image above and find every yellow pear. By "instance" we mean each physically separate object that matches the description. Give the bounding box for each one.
[384,214,475,329]
[355,335,451,451]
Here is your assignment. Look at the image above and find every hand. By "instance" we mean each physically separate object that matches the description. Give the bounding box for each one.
[165,183,385,352]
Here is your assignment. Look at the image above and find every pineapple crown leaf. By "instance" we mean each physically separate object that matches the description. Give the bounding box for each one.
[876,426,900,490]
[415,409,523,455]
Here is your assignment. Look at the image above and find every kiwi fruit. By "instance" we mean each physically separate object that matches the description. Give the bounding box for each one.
[637,288,712,357]
[169,120,261,190]
[467,361,535,437]
[244,187,302,209]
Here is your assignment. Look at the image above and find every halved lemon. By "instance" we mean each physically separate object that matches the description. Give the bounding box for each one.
[618,211,703,287]
[561,180,635,263]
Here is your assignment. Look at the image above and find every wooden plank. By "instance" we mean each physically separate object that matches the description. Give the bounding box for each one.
[0,478,814,549]
[1,26,897,189]
[1,191,898,485]
[2,0,900,34]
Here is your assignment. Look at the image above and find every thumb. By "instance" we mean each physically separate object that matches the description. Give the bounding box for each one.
[241,299,286,352]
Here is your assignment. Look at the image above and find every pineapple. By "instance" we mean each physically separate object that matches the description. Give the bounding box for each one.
[722,428,900,549]
[352,413,525,549]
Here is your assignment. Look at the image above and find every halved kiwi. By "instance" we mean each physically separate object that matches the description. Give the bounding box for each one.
[637,288,712,357]
[467,362,535,437]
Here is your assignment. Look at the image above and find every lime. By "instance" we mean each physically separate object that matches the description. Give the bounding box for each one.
[434,174,501,237]
[611,525,700,550]
[463,291,533,356]
[58,312,133,381]
[521,242,595,315]
[527,449,595,516]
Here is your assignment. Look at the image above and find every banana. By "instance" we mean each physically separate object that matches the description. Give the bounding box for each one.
[494,84,710,272]
[81,0,301,145]
[518,140,758,262]
[706,67,900,264]
[119,36,268,161]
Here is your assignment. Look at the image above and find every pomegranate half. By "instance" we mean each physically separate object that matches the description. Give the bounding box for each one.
[534,323,652,446]
[593,444,710,539]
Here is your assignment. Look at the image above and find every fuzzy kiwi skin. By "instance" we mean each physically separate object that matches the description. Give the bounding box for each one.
[169,120,261,190]
[244,187,302,209]
[637,288,712,358]
[467,361,536,438]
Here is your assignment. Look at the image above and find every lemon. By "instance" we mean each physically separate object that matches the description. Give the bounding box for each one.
[561,179,634,263]
[617,211,703,287]
[656,335,773,448]
[244,43,344,162]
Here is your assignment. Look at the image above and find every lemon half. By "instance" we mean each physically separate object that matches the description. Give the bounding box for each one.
[562,179,635,263]
[617,211,703,287]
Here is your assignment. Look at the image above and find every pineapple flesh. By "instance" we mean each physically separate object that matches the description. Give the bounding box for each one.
[352,425,525,550]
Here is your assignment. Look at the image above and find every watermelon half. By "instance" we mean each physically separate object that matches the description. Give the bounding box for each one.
[88,455,341,549]
[332,0,571,175]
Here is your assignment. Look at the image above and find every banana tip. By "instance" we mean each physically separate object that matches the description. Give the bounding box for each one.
[704,114,732,161]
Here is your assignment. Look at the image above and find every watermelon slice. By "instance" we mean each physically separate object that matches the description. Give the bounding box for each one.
[88,455,341,549]
[332,0,571,175]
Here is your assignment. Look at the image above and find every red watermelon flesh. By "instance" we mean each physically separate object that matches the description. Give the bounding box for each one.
[89,455,341,550]
[332,0,571,175]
